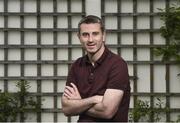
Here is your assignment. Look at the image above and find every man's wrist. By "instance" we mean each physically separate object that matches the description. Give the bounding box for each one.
[92,95,103,104]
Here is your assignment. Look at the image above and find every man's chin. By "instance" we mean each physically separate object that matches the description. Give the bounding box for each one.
[87,49,97,54]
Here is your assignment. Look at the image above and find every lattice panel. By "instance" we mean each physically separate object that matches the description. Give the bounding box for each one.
[102,0,180,122]
[0,0,180,122]
[0,0,85,122]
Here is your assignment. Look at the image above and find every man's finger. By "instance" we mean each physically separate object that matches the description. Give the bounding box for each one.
[63,92,70,99]
[65,86,75,94]
[64,88,73,97]
[70,83,78,92]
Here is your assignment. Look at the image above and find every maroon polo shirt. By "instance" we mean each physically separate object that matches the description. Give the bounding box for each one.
[66,46,130,122]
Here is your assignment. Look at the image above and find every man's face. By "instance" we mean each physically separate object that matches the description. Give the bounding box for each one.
[78,23,105,54]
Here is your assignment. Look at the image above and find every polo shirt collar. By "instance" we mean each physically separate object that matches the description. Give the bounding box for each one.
[84,45,109,66]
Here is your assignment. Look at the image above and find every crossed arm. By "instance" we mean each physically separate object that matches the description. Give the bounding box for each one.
[61,83,124,119]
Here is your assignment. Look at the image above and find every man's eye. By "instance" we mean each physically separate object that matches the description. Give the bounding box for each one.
[93,32,99,36]
[82,33,88,37]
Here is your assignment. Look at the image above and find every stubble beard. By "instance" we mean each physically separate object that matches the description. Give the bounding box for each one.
[87,41,105,58]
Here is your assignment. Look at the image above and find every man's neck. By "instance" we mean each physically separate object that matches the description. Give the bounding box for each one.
[88,45,105,65]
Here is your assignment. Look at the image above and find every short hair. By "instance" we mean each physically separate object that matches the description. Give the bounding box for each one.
[78,15,105,33]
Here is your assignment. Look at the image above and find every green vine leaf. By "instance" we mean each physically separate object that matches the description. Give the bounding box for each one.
[154,0,180,76]
[0,80,42,122]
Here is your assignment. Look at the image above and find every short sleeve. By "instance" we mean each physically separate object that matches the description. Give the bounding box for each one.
[107,59,130,91]
[66,62,77,86]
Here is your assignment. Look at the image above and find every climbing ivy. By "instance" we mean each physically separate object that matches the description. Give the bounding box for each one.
[0,80,41,122]
[154,1,180,75]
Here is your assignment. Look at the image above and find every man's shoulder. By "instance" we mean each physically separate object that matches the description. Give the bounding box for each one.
[108,50,127,65]
[72,55,86,66]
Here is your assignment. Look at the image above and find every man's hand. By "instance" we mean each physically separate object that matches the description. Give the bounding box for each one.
[93,95,103,103]
[63,83,81,100]
[62,83,102,116]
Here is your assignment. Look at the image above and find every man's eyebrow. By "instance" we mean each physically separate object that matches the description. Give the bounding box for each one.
[92,31,100,33]
[81,32,89,34]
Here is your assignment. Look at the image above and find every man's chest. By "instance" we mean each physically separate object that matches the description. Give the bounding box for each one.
[75,65,110,98]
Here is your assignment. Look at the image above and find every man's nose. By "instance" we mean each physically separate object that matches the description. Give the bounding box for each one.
[88,34,93,42]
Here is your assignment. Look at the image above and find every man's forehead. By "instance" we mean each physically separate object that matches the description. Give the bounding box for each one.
[80,23,101,28]
[80,23,101,32]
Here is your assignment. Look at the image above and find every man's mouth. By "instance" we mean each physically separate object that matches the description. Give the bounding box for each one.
[87,44,96,49]
[87,43,96,47]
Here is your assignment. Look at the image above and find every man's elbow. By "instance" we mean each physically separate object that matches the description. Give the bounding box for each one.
[61,97,72,116]
[62,107,69,116]
[62,107,72,116]
[62,106,79,116]
[104,111,115,119]
[103,108,117,119]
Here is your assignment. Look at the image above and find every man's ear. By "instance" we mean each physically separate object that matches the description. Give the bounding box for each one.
[103,32,106,42]
[77,32,80,39]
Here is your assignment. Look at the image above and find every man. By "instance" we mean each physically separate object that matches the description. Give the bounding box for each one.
[61,15,130,122]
